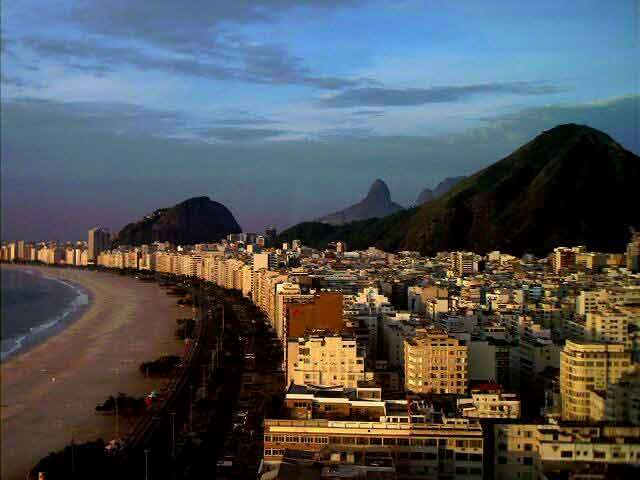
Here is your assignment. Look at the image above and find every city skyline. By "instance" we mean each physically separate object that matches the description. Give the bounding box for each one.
[2,1,639,240]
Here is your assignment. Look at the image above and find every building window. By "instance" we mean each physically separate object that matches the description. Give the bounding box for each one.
[560,451,573,458]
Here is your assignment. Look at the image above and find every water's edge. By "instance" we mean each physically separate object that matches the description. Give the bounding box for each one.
[0,267,92,362]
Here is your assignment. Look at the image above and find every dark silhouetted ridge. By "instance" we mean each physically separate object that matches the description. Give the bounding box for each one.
[115,196,241,246]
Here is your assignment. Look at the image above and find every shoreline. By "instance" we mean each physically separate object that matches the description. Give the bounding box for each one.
[0,267,185,480]
[1,264,93,362]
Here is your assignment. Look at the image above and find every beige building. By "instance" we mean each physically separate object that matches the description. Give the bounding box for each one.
[263,416,484,480]
[87,227,110,263]
[457,386,520,419]
[559,340,633,421]
[287,334,368,388]
[494,423,640,480]
[404,328,468,395]
[450,251,479,277]
[566,308,631,346]
[603,367,640,425]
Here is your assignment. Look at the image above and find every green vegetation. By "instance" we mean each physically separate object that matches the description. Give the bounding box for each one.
[139,354,181,377]
[175,318,196,339]
[177,296,193,306]
[278,125,640,256]
[29,439,116,480]
[95,393,146,416]
[276,207,416,252]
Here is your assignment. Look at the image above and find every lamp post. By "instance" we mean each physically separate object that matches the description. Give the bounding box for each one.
[189,386,194,433]
[170,411,176,459]
[144,449,149,480]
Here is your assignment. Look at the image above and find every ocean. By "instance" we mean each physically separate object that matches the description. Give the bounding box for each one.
[0,266,89,361]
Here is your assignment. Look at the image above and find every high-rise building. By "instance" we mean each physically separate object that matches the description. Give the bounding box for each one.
[552,247,578,273]
[16,240,26,260]
[87,227,110,263]
[404,328,468,395]
[450,251,478,276]
[559,340,633,421]
[252,252,278,271]
[604,367,640,425]
[265,226,277,247]
[286,334,368,388]
[627,230,640,272]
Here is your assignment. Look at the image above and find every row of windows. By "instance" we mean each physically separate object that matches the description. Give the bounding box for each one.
[265,435,482,449]
[266,435,329,444]
[265,448,285,456]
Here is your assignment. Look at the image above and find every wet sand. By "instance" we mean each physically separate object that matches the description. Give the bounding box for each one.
[1,267,186,479]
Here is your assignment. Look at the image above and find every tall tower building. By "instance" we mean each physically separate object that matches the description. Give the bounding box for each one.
[627,230,640,272]
[450,251,478,276]
[265,226,277,247]
[88,227,110,263]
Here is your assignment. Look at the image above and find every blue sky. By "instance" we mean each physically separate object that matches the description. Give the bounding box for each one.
[1,0,638,240]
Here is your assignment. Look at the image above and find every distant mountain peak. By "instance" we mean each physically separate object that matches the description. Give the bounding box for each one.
[366,179,392,202]
[316,178,403,225]
[415,176,465,206]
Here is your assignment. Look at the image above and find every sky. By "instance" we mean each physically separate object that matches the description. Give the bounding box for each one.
[1,0,638,241]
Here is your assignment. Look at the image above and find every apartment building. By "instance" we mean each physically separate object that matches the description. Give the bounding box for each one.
[494,423,640,480]
[603,367,640,425]
[450,251,479,277]
[559,340,633,421]
[566,307,631,346]
[287,334,368,388]
[87,227,110,263]
[404,328,468,395]
[457,385,520,419]
[263,415,484,480]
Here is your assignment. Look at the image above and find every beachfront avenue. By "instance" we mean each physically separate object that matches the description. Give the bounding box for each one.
[17,266,284,479]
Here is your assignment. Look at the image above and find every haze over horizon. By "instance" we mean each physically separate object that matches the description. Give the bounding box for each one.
[2,0,638,241]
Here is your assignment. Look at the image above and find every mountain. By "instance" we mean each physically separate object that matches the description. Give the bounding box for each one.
[316,179,404,225]
[404,124,640,255]
[277,208,416,252]
[115,196,241,246]
[415,176,466,205]
[279,124,640,256]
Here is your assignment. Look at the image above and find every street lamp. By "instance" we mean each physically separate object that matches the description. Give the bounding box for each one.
[144,449,150,480]
[170,411,176,459]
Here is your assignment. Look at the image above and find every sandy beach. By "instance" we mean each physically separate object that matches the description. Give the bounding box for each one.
[1,267,186,479]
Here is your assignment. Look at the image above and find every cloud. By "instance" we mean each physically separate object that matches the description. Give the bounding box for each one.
[66,1,361,53]
[197,126,289,141]
[19,35,366,89]
[3,97,190,137]
[2,94,637,241]
[351,110,385,117]
[212,113,280,126]
[1,73,31,88]
[12,1,369,90]
[319,82,566,107]
[314,127,375,139]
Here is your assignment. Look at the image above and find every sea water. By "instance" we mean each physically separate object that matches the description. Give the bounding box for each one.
[0,267,89,361]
